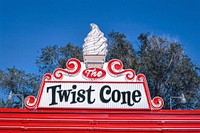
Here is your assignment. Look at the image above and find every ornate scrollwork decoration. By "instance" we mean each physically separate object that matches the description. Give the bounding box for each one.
[53,58,81,79]
[151,97,164,110]
[107,59,136,81]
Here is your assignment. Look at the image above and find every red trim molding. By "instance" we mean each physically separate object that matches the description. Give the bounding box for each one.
[0,109,200,133]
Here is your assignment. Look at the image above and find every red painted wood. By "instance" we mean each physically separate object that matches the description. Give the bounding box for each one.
[0,108,200,133]
[0,109,200,133]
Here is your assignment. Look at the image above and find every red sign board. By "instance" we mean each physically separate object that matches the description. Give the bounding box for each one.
[24,58,164,110]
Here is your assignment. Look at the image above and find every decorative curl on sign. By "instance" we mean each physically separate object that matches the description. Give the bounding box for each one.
[24,95,37,109]
[43,73,52,81]
[136,73,147,82]
[107,59,136,81]
[136,74,164,110]
[151,97,164,110]
[24,73,53,109]
[53,58,81,79]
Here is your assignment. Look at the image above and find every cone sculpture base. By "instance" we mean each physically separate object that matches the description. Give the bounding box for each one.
[84,55,106,68]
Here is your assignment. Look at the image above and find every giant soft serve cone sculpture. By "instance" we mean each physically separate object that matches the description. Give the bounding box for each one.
[83,23,108,68]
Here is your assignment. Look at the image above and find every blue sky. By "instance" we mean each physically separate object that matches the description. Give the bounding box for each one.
[0,0,199,74]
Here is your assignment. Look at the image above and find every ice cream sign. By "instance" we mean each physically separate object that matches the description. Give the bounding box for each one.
[24,24,164,110]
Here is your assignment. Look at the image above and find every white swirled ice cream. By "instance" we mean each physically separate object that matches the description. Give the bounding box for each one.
[83,23,108,68]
